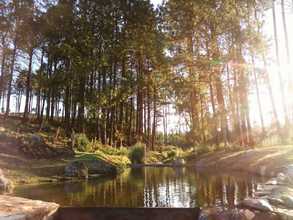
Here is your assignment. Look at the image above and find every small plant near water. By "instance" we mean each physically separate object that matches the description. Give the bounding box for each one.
[167,149,177,158]
[99,145,129,156]
[74,133,90,152]
[129,142,145,164]
[195,145,214,155]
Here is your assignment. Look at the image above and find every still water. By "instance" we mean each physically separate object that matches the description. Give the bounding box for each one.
[12,167,267,208]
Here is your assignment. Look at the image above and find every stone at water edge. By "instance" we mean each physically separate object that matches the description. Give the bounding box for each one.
[199,208,255,220]
[240,198,274,212]
[0,169,13,193]
[83,158,120,175]
[242,209,255,220]
[277,173,287,183]
[285,165,293,180]
[0,195,59,220]
[266,178,279,186]
[28,134,46,146]
[172,158,186,167]
[64,161,88,179]
[281,195,293,209]
[200,208,280,220]
[268,197,285,206]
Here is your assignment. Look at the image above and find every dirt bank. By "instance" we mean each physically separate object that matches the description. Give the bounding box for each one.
[195,145,293,177]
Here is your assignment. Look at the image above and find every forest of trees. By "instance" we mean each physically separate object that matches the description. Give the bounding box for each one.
[0,0,292,149]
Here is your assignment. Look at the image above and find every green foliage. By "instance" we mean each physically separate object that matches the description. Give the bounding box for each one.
[75,151,131,169]
[129,143,145,164]
[144,145,194,164]
[74,133,90,152]
[98,146,129,156]
[195,145,214,156]
[167,133,193,148]
[87,139,129,156]
[167,149,177,158]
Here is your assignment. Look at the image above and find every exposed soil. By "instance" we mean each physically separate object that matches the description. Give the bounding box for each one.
[194,145,293,176]
[0,134,72,184]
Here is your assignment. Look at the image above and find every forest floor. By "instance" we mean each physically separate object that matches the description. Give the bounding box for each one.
[0,116,129,185]
[194,145,293,177]
[0,116,69,185]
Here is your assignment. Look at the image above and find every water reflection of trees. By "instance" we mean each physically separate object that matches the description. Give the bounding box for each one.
[13,168,266,207]
[194,171,262,208]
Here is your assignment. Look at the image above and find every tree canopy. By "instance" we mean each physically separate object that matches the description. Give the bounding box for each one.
[0,0,292,148]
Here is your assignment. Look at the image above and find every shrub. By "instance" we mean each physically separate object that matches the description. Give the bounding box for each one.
[129,142,145,164]
[196,145,214,155]
[74,133,90,152]
[99,146,129,156]
[167,149,177,159]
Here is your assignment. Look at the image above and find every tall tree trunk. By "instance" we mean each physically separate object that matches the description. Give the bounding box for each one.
[136,53,144,142]
[234,68,245,146]
[5,38,17,117]
[96,70,101,140]
[50,90,55,121]
[46,60,52,120]
[215,71,228,145]
[251,55,265,135]
[262,54,282,135]
[23,48,34,120]
[147,82,151,148]
[151,87,157,150]
[0,49,6,104]
[272,0,289,126]
[128,98,134,145]
[200,94,206,143]
[281,0,291,78]
[77,74,86,132]
[64,60,71,135]
[281,0,292,124]
[209,72,219,145]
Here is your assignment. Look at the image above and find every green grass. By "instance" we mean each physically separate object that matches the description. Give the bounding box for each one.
[75,151,131,169]
[144,146,195,164]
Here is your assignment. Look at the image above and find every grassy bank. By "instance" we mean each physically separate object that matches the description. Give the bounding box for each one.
[0,117,194,186]
[3,116,291,186]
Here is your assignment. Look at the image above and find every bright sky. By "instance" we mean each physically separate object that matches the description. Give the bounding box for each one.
[251,1,293,127]
[151,0,163,7]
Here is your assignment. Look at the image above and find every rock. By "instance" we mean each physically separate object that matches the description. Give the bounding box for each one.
[268,197,284,206]
[199,208,248,220]
[83,158,120,175]
[252,212,280,220]
[277,173,286,182]
[243,209,255,220]
[172,158,186,167]
[240,198,274,212]
[0,169,13,193]
[277,209,293,220]
[200,208,279,220]
[260,166,267,176]
[266,178,279,186]
[29,134,46,146]
[0,195,59,220]
[271,186,293,198]
[199,207,221,220]
[64,161,88,179]
[281,195,293,209]
[285,165,293,180]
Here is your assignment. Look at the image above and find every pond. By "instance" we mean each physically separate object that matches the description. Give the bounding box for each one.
[12,167,268,208]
